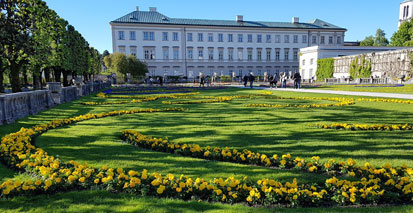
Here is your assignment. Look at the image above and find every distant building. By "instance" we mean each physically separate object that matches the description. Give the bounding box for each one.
[299,46,406,80]
[110,6,346,78]
[399,0,413,27]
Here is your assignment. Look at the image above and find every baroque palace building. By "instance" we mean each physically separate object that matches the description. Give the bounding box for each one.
[110,7,346,79]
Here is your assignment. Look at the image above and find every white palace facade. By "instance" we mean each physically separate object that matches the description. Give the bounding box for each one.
[110,7,346,78]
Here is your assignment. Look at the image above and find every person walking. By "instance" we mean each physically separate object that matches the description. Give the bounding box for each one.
[269,75,274,88]
[200,74,205,87]
[249,73,255,89]
[281,72,287,88]
[274,73,279,89]
[243,75,248,87]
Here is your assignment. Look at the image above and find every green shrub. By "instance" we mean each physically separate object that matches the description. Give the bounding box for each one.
[349,55,371,79]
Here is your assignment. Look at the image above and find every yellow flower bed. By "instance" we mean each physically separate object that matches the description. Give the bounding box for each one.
[0,90,412,207]
[96,92,201,99]
[248,97,355,108]
[356,98,413,104]
[310,123,413,131]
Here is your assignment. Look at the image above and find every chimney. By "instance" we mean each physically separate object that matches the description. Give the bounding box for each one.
[149,7,157,12]
[135,6,139,11]
[236,15,243,22]
[292,17,299,24]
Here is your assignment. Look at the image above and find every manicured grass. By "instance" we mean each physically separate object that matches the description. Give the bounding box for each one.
[311,84,413,94]
[0,190,412,213]
[0,87,412,211]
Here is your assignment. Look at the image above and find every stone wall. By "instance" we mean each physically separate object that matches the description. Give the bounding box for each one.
[0,81,111,125]
[333,48,413,80]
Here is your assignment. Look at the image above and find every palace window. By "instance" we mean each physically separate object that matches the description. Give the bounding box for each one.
[187,33,193,41]
[130,31,136,40]
[143,32,154,41]
[173,32,179,41]
[119,31,125,40]
[162,32,168,41]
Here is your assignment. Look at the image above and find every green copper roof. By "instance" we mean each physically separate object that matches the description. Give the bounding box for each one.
[111,11,346,31]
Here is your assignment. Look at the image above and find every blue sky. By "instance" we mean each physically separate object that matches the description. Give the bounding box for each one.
[44,0,400,53]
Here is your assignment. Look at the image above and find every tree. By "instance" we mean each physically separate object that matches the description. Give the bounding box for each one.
[360,29,389,46]
[360,36,374,46]
[374,29,389,46]
[127,55,148,78]
[0,0,36,92]
[390,20,413,46]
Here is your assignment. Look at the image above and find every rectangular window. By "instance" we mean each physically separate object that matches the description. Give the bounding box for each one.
[247,34,253,43]
[173,48,179,60]
[275,35,280,43]
[257,35,262,43]
[284,35,290,43]
[275,49,280,61]
[198,48,204,60]
[284,48,289,61]
[119,31,125,40]
[130,31,136,40]
[143,32,154,41]
[266,49,271,61]
[337,36,342,44]
[293,48,298,61]
[187,33,193,41]
[228,34,233,42]
[118,46,125,54]
[302,35,307,43]
[257,48,262,61]
[162,32,168,41]
[329,36,333,44]
[208,33,213,42]
[144,48,155,60]
[228,48,233,61]
[293,35,298,43]
[320,36,325,44]
[198,33,203,42]
[187,48,193,60]
[163,47,169,60]
[173,32,178,41]
[208,48,214,60]
[266,35,271,43]
[310,58,314,65]
[218,49,224,61]
[302,59,305,66]
[130,46,137,56]
[238,48,243,61]
[247,49,253,61]
[312,36,317,44]
[238,34,243,42]
[218,33,223,42]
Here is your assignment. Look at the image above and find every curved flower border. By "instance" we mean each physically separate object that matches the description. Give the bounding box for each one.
[309,123,413,131]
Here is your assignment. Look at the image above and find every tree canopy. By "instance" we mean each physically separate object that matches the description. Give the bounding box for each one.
[390,20,413,46]
[104,53,148,81]
[360,29,389,46]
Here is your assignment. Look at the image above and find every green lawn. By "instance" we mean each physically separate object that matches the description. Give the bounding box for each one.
[0,87,412,211]
[310,84,413,94]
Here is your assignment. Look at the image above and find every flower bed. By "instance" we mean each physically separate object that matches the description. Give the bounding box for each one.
[248,97,355,108]
[309,123,413,131]
[356,98,413,104]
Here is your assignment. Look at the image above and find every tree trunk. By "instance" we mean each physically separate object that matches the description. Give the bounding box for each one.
[33,74,41,90]
[22,69,28,87]
[44,68,51,82]
[54,68,61,82]
[0,70,4,93]
[62,71,69,87]
[10,61,22,93]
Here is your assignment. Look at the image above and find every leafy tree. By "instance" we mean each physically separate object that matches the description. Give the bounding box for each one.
[374,29,389,46]
[127,55,148,78]
[360,36,374,46]
[360,29,389,46]
[0,0,35,92]
[390,20,413,46]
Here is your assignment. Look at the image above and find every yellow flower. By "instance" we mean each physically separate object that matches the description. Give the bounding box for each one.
[157,185,166,194]
[35,180,42,186]
[94,179,100,184]
[293,195,298,200]
[79,177,86,183]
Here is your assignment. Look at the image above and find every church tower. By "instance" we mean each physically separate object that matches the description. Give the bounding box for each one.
[399,0,413,27]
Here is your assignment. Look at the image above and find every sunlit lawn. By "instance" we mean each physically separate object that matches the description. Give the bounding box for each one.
[0,87,412,212]
[310,84,413,94]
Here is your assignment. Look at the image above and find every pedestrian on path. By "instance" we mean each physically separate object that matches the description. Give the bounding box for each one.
[249,73,255,88]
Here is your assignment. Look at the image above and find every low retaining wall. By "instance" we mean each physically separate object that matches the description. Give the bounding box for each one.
[0,81,111,125]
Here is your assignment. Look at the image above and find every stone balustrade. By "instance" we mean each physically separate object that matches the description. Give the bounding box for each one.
[0,81,111,125]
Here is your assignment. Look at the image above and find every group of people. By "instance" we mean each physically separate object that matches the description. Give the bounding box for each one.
[268,72,302,89]
[242,73,255,88]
